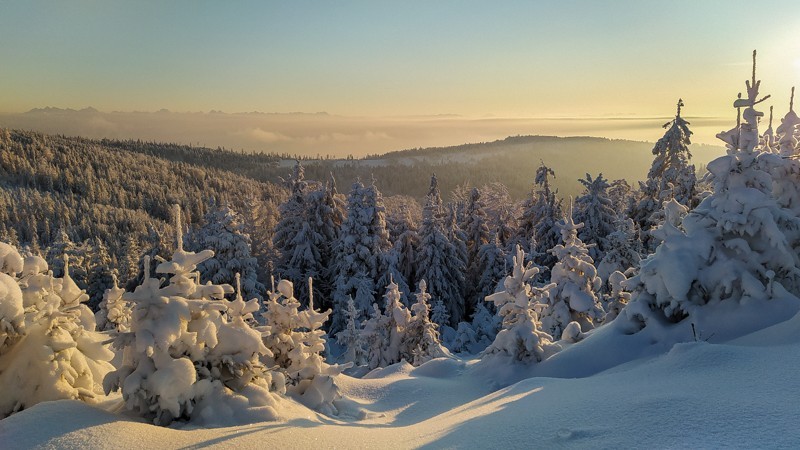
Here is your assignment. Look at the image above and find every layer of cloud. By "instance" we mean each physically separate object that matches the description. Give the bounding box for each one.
[0,108,729,158]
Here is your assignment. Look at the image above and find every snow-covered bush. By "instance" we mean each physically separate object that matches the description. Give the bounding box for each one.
[0,243,25,350]
[602,271,630,322]
[360,278,411,369]
[483,245,558,362]
[261,278,347,415]
[104,206,281,425]
[95,275,130,332]
[359,278,449,368]
[540,204,605,338]
[1,244,114,418]
[470,302,501,351]
[451,321,479,354]
[596,218,642,288]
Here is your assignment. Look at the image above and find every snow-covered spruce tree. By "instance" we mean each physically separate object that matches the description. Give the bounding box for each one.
[405,280,449,365]
[0,244,24,354]
[475,232,507,307]
[648,99,697,206]
[451,321,479,354]
[335,296,366,366]
[388,206,419,293]
[261,278,346,415]
[194,204,265,301]
[105,206,281,425]
[623,53,800,331]
[596,217,642,289]
[273,161,310,284]
[430,298,451,330]
[608,179,634,219]
[415,174,466,326]
[470,302,501,352]
[361,303,387,370]
[302,174,346,311]
[119,234,141,287]
[775,87,800,157]
[1,243,114,418]
[382,278,412,364]
[772,90,800,212]
[375,182,411,307]
[359,278,412,369]
[463,188,491,314]
[47,228,90,291]
[574,173,617,262]
[210,273,270,392]
[331,179,393,333]
[514,163,562,269]
[630,99,697,251]
[241,192,279,282]
[760,105,777,153]
[128,224,174,291]
[483,245,557,362]
[95,274,130,332]
[87,237,115,311]
[540,201,605,338]
[481,181,517,249]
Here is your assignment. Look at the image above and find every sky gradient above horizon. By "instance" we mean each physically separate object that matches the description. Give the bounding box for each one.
[1,1,799,153]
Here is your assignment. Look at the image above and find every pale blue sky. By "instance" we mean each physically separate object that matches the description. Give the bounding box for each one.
[1,1,799,118]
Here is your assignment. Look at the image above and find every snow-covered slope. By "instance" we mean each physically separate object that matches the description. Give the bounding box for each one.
[3,306,799,449]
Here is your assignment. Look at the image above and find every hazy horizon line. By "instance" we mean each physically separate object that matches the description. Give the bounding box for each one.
[2,106,726,122]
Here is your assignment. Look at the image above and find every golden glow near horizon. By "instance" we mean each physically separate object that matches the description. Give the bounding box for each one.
[0,1,799,154]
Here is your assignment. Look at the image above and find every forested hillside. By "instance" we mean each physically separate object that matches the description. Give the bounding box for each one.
[28,133,726,201]
[0,129,285,300]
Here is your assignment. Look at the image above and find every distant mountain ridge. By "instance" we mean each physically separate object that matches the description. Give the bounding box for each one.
[23,132,726,201]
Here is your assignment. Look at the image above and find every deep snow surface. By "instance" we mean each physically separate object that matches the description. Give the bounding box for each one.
[2,309,800,449]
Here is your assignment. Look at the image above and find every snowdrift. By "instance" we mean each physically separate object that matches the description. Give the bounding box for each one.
[2,306,800,448]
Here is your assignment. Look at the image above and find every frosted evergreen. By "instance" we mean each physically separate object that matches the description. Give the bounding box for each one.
[415,174,466,326]
[574,173,616,261]
[540,202,605,338]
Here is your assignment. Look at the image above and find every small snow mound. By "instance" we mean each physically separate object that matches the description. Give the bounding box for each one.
[0,243,24,276]
[410,357,465,378]
[21,255,48,276]
[362,360,414,379]
[561,321,584,343]
[0,399,122,449]
[294,375,340,416]
[192,384,282,427]
[728,309,800,347]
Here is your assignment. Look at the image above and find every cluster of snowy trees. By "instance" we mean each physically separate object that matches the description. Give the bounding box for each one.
[0,206,344,423]
[0,92,706,357]
[263,96,703,352]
